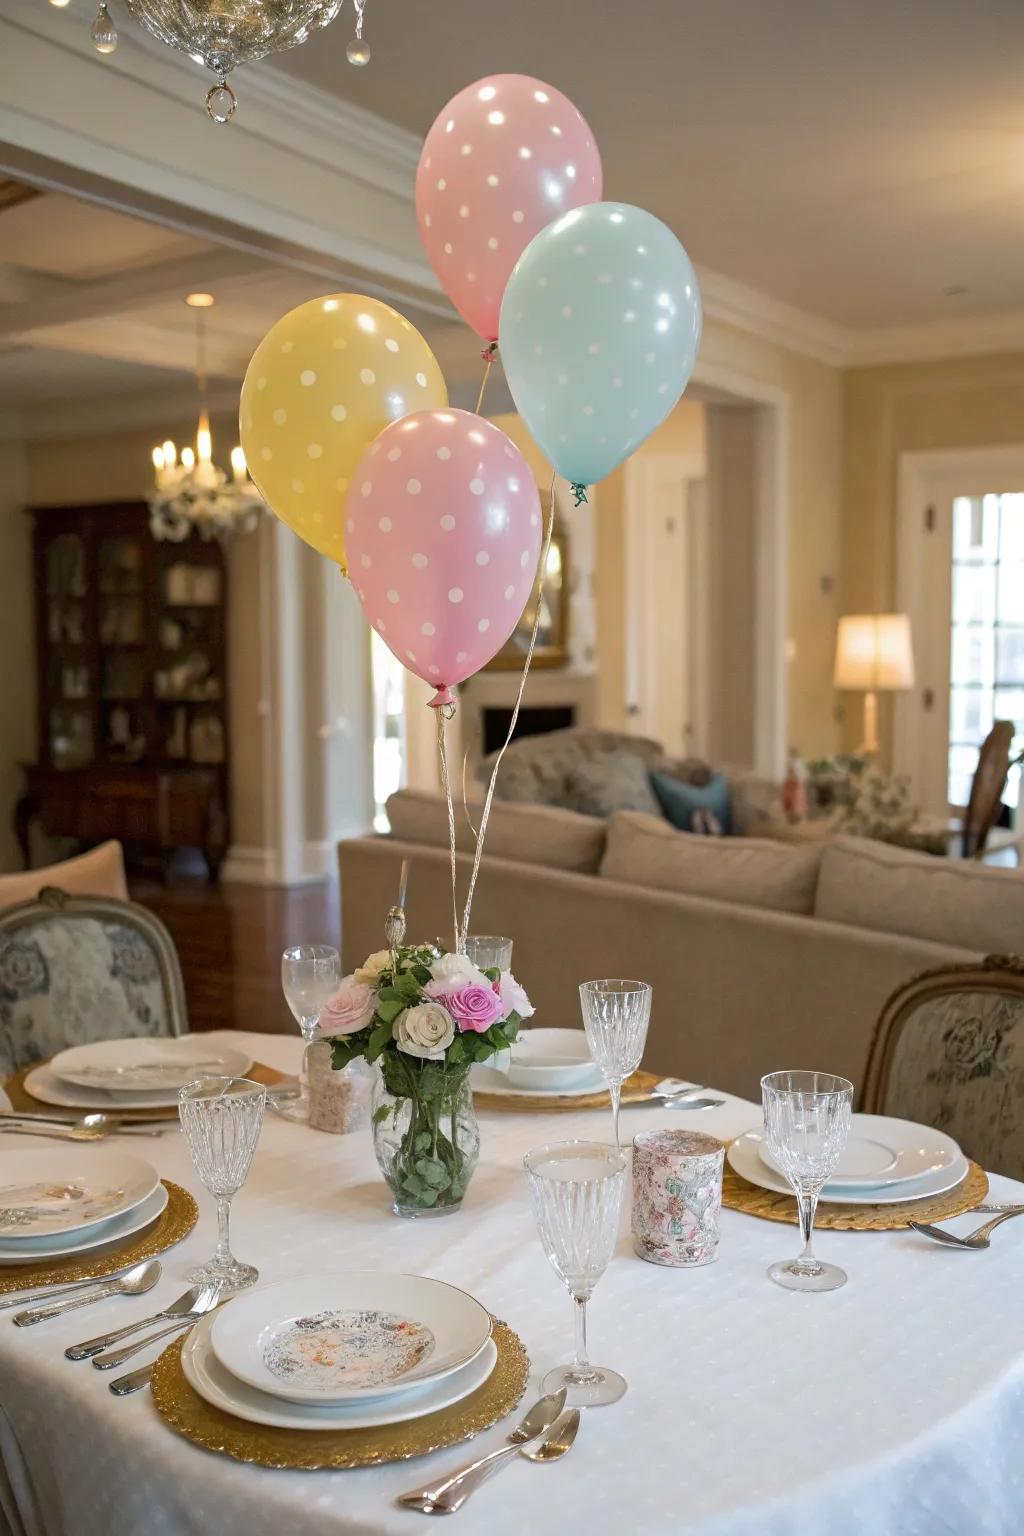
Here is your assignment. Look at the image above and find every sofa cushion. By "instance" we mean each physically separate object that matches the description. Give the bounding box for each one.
[599,810,822,914]
[565,750,663,820]
[651,770,732,835]
[385,789,606,874]
[815,835,1024,953]
[479,726,665,804]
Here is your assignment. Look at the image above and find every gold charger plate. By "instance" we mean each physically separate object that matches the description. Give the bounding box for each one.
[4,1058,288,1122]
[0,1180,197,1295]
[473,1068,661,1114]
[722,1155,989,1231]
[151,1317,530,1470]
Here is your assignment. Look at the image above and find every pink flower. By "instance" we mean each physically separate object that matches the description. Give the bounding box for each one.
[319,974,376,1036]
[498,971,533,1021]
[427,981,503,1033]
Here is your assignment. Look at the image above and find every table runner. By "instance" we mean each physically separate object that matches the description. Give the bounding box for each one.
[0,1030,1022,1536]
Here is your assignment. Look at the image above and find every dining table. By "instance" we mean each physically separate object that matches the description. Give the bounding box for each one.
[1,1030,1023,1536]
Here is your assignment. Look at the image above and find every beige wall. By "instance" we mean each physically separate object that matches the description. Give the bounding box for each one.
[0,441,32,871]
[841,350,1024,755]
[596,320,844,763]
[19,417,267,850]
[705,405,757,764]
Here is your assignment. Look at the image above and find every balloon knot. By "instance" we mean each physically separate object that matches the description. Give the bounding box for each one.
[480,341,498,363]
[427,685,458,715]
[570,482,589,507]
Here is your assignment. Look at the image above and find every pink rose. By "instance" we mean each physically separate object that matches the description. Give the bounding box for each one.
[319,974,376,1036]
[427,981,503,1034]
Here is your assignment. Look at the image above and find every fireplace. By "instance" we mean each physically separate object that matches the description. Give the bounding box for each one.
[481,704,575,757]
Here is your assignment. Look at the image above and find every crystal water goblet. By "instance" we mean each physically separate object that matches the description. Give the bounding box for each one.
[579,979,652,1149]
[524,1139,628,1407]
[761,1069,853,1292]
[464,935,513,971]
[178,1076,266,1291]
[281,943,341,1120]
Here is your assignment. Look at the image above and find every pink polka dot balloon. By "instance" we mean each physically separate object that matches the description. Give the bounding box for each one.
[416,75,603,343]
[347,410,542,706]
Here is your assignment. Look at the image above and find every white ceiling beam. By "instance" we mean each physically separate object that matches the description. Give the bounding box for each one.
[2,317,246,378]
[0,247,267,341]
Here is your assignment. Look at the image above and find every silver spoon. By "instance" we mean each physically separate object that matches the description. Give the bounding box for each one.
[659,1096,726,1111]
[519,1408,581,1464]
[397,1388,567,1513]
[13,1259,162,1326]
[0,1115,166,1142]
[909,1207,1024,1250]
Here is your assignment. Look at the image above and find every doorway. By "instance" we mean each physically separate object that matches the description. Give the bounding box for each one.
[895,446,1024,816]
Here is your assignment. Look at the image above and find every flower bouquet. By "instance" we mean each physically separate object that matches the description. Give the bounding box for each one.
[321,945,533,1216]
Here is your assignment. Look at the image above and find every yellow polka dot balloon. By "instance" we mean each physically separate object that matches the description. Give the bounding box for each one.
[240,294,448,571]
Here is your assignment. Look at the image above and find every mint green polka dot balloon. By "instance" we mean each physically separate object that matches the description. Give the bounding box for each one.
[499,202,702,496]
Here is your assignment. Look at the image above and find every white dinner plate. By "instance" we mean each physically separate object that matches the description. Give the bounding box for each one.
[210,1273,493,1405]
[470,1062,605,1099]
[185,1311,498,1431]
[51,1036,253,1094]
[0,1149,159,1239]
[729,1129,969,1205]
[504,1029,599,1091]
[0,1183,168,1265]
[757,1113,961,1188]
[24,1061,184,1111]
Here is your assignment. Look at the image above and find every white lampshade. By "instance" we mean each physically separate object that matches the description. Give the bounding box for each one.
[834,614,915,692]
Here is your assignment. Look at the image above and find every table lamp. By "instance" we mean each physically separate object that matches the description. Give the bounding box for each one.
[834,613,915,755]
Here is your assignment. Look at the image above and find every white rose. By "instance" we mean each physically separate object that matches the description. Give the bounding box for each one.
[354,949,391,986]
[498,971,534,1020]
[429,951,490,991]
[394,1002,456,1060]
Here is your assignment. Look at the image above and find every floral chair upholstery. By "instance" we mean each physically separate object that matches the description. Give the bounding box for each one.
[862,956,1024,1180]
[0,888,186,1079]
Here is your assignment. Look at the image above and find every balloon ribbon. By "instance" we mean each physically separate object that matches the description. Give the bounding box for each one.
[475,343,497,415]
[435,703,460,954]
[458,472,556,949]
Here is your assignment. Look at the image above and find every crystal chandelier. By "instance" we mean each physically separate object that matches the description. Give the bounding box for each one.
[149,293,264,543]
[83,0,373,122]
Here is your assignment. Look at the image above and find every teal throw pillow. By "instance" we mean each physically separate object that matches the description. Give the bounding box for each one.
[651,770,732,835]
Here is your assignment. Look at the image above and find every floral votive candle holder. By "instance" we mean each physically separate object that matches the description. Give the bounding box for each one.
[632,1128,725,1267]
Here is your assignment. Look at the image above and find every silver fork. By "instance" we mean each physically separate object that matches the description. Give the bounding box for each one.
[396,1389,567,1513]
[107,1305,222,1397]
[909,1207,1024,1249]
[92,1294,219,1370]
[65,1284,214,1360]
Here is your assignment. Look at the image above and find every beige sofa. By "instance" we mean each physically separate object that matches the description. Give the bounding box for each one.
[337,791,1023,1101]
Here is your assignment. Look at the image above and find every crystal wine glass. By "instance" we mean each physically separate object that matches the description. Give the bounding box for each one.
[761,1069,853,1292]
[178,1076,266,1291]
[524,1139,627,1407]
[281,944,341,1120]
[464,935,513,971]
[579,979,652,1149]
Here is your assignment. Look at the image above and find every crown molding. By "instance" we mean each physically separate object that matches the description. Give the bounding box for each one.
[695,267,850,368]
[841,309,1024,368]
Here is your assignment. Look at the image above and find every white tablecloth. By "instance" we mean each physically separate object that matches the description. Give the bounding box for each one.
[1,1032,1023,1536]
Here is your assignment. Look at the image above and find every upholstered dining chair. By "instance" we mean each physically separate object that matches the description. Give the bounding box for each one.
[861,955,1024,1180]
[0,839,128,911]
[0,888,187,1079]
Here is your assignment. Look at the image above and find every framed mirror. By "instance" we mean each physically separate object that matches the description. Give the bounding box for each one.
[486,527,569,671]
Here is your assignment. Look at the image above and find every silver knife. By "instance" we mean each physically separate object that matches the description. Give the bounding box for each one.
[396,1389,567,1513]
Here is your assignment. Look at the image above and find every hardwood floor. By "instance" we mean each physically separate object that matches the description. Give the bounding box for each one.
[131,875,340,1037]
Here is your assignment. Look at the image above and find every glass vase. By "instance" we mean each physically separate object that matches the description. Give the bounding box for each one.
[371,1062,480,1218]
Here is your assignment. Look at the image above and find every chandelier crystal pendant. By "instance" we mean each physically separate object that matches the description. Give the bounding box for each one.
[149,293,264,543]
[110,0,365,121]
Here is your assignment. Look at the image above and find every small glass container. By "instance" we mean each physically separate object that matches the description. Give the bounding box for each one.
[306,1042,371,1135]
[632,1128,725,1267]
